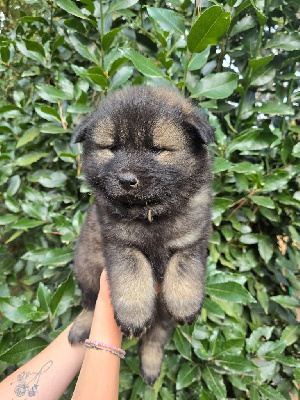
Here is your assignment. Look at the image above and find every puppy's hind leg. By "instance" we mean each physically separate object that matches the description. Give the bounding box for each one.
[68,287,98,344]
[140,298,175,386]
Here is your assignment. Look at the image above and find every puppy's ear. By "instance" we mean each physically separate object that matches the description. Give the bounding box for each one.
[73,113,95,143]
[184,108,214,145]
[74,118,90,143]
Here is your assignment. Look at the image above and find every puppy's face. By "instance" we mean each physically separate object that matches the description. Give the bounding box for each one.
[75,86,213,219]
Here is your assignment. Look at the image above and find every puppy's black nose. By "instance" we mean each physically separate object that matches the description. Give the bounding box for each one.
[118,173,139,190]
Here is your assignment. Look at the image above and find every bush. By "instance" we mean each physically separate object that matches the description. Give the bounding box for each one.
[0,0,299,398]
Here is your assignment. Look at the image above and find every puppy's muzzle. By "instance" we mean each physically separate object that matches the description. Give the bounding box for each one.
[118,173,139,191]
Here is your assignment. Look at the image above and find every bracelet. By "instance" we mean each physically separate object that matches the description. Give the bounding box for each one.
[84,339,126,358]
[84,342,125,358]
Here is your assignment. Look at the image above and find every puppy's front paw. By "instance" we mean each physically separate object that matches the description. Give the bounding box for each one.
[114,313,151,338]
[107,248,156,338]
[68,310,94,344]
[163,252,205,325]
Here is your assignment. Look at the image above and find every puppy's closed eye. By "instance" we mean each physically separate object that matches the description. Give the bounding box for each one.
[151,146,172,154]
[96,144,118,153]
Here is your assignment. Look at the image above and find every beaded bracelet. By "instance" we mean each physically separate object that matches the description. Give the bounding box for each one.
[84,339,126,358]
[84,342,125,358]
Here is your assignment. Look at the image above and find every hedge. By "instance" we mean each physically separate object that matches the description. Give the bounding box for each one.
[0,0,299,398]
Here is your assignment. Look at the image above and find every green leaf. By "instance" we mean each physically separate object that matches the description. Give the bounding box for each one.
[213,158,233,173]
[7,175,21,196]
[258,236,274,264]
[102,27,123,52]
[191,72,238,99]
[212,198,232,220]
[16,41,45,64]
[37,283,52,313]
[35,105,61,123]
[0,105,23,114]
[15,152,49,166]
[257,340,286,357]
[249,55,274,73]
[266,32,300,51]
[69,37,99,64]
[281,324,300,346]
[54,0,89,19]
[147,7,185,35]
[187,6,231,53]
[121,49,166,78]
[251,66,276,86]
[28,170,67,188]
[261,171,290,192]
[202,367,226,400]
[188,47,210,71]
[231,162,263,174]
[50,273,75,317]
[230,15,256,36]
[213,339,244,358]
[12,218,44,229]
[0,214,18,225]
[82,66,107,86]
[107,0,138,12]
[174,326,192,360]
[40,125,68,134]
[0,337,48,364]
[250,386,260,400]
[251,196,275,209]
[226,129,277,153]
[292,142,300,158]
[109,66,134,90]
[216,356,256,374]
[0,46,10,63]
[24,39,45,57]
[254,103,294,116]
[5,196,20,213]
[206,282,256,304]
[22,248,73,267]
[294,368,300,386]
[250,0,267,25]
[176,363,199,390]
[16,127,39,148]
[36,84,73,102]
[258,385,286,400]
[270,295,300,309]
[19,16,49,25]
[67,104,94,114]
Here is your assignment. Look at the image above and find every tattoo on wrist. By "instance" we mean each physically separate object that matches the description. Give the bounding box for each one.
[10,360,53,398]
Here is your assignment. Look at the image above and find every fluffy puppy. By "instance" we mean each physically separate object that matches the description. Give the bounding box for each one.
[69,86,214,385]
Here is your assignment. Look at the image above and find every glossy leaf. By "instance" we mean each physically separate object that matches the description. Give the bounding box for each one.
[176,363,199,390]
[187,6,231,53]
[206,282,256,304]
[147,7,185,35]
[202,367,226,400]
[121,49,166,78]
[191,72,238,99]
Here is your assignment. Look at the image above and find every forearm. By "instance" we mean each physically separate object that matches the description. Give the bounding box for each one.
[72,296,123,400]
[0,324,86,400]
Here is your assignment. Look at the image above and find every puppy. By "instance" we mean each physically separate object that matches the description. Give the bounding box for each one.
[69,86,214,385]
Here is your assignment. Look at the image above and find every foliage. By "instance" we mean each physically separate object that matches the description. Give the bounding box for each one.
[0,0,299,398]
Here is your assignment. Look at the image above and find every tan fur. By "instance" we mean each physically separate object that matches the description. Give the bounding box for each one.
[108,248,156,334]
[92,118,114,146]
[163,252,205,322]
[152,120,186,150]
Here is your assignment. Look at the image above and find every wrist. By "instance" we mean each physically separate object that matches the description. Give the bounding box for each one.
[89,298,122,346]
